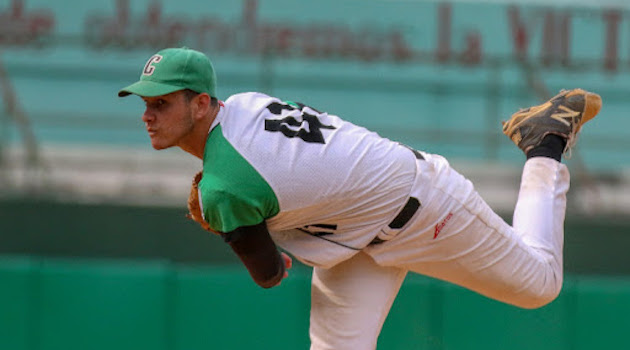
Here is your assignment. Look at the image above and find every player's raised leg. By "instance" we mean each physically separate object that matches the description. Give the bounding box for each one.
[366,89,601,309]
[367,155,568,308]
[310,252,407,350]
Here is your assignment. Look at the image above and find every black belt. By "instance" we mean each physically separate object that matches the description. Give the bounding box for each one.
[370,196,421,245]
[369,145,423,246]
[388,197,420,229]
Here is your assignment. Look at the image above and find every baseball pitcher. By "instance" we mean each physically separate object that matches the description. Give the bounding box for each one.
[119,47,601,349]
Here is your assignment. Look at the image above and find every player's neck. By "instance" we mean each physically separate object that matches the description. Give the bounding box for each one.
[178,104,219,159]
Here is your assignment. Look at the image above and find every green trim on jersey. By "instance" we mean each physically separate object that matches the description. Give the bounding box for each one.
[198,125,280,233]
[285,101,300,108]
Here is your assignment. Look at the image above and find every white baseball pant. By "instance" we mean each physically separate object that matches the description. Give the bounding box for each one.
[309,155,569,349]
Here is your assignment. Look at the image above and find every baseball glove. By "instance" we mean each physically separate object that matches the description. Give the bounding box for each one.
[187,171,220,235]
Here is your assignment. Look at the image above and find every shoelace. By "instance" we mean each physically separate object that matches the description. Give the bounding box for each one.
[563,119,581,159]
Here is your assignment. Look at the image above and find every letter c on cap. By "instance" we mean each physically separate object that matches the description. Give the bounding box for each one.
[143,55,163,76]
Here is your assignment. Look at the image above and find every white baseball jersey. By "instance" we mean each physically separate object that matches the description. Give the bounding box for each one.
[198,92,417,268]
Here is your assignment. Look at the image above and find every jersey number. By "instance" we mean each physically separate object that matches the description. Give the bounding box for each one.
[264,101,336,144]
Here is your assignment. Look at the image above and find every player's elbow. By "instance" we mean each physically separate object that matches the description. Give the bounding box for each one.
[254,274,282,289]
[250,266,284,289]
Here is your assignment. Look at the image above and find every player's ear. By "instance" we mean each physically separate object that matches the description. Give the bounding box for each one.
[191,93,211,121]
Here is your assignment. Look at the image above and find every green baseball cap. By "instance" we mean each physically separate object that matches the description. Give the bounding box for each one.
[118,47,217,98]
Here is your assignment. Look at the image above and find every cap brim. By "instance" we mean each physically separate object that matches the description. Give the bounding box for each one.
[118,80,185,97]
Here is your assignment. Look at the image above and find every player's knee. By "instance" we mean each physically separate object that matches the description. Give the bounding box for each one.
[518,290,560,309]
[515,275,563,309]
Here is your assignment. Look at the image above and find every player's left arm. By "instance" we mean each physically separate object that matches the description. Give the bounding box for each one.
[222,221,291,288]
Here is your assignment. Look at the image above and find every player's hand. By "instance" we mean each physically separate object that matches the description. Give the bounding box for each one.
[282,252,292,278]
[274,252,293,287]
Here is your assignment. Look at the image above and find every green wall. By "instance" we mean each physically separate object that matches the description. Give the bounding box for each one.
[1,198,630,348]
[1,256,629,350]
[2,198,630,275]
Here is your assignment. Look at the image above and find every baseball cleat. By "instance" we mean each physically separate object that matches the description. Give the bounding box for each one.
[502,88,602,155]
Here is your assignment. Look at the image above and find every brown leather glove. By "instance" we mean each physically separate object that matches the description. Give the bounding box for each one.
[186,171,220,235]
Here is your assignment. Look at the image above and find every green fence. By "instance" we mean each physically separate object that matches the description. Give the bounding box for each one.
[1,200,630,349]
[2,198,630,275]
[1,255,629,350]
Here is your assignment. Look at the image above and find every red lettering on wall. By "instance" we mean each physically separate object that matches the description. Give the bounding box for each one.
[603,10,621,72]
[559,12,571,66]
[0,0,55,46]
[461,31,482,65]
[391,30,413,61]
[82,0,413,62]
[85,0,189,49]
[1,0,626,72]
[507,6,529,60]
[436,3,452,62]
[541,11,571,67]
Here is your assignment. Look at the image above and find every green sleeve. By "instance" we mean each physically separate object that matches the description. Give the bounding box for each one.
[198,125,279,233]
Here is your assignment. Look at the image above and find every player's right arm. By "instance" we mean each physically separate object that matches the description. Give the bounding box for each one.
[187,169,289,288]
[221,221,290,288]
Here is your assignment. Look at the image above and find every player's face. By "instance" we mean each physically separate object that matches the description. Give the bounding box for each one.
[141,91,194,150]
